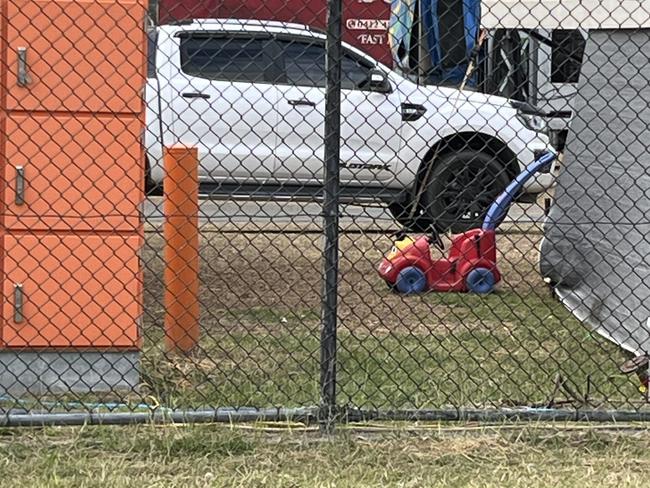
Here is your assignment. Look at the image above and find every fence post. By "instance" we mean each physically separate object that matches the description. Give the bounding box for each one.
[320,0,343,434]
[163,145,200,355]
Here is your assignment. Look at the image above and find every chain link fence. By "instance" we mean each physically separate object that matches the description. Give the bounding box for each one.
[2,0,650,428]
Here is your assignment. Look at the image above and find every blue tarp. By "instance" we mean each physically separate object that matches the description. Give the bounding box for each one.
[390,0,480,85]
[423,0,480,84]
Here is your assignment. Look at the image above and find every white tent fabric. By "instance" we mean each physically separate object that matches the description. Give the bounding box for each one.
[481,0,650,29]
[540,29,650,356]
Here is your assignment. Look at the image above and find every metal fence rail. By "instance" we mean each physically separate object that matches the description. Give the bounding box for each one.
[1,0,650,430]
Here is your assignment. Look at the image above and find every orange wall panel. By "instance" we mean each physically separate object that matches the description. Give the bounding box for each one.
[5,0,147,113]
[2,234,142,348]
[3,114,143,231]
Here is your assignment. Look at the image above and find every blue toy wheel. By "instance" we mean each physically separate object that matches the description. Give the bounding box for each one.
[466,267,496,294]
[396,266,427,295]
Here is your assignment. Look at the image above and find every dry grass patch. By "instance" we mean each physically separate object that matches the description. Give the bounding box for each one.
[3,423,650,487]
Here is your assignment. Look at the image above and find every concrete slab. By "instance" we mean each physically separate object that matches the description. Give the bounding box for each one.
[0,351,140,396]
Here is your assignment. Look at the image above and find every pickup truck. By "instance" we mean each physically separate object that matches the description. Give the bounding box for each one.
[145,19,554,232]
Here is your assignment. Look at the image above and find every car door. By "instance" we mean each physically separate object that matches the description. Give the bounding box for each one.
[273,37,403,184]
[338,53,403,184]
[272,38,327,182]
[170,32,280,183]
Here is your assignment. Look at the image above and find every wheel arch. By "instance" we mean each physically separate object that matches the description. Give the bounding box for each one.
[414,132,520,194]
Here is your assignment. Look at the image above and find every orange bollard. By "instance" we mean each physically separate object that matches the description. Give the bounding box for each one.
[163,146,200,354]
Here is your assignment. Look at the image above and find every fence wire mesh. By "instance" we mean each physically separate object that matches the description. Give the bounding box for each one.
[2,0,650,427]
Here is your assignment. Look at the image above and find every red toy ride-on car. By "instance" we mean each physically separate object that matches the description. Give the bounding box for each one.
[378,151,557,294]
[378,228,500,294]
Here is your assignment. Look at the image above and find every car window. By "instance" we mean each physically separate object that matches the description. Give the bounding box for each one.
[341,55,372,90]
[179,35,271,83]
[278,40,373,90]
[280,41,327,87]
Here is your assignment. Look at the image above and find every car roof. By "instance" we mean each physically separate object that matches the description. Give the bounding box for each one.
[158,18,326,40]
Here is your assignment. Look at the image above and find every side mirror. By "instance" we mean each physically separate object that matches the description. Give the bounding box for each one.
[365,68,391,93]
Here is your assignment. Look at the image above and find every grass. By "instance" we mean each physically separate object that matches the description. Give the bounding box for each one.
[90,230,642,411]
[5,226,650,486]
[2,229,641,413]
[2,423,650,487]
[138,288,639,411]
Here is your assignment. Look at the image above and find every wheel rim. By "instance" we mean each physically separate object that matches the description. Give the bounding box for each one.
[396,266,427,294]
[466,267,496,294]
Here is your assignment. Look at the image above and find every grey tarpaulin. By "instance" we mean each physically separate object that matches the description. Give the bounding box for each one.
[540,29,650,356]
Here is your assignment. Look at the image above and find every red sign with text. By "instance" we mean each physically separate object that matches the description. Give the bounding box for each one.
[158,0,393,65]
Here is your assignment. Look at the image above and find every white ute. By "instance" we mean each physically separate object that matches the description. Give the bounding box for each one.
[145,19,554,232]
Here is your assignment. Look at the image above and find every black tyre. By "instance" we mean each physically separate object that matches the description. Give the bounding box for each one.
[420,150,510,233]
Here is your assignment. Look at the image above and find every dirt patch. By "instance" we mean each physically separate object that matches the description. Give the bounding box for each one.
[143,229,548,336]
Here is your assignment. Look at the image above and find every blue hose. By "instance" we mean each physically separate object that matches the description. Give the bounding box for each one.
[0,395,166,413]
[482,151,557,231]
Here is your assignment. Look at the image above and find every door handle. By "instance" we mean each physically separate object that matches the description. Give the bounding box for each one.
[288,99,316,107]
[182,92,211,99]
[17,47,31,87]
[15,165,24,206]
[401,103,427,122]
[14,283,24,324]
